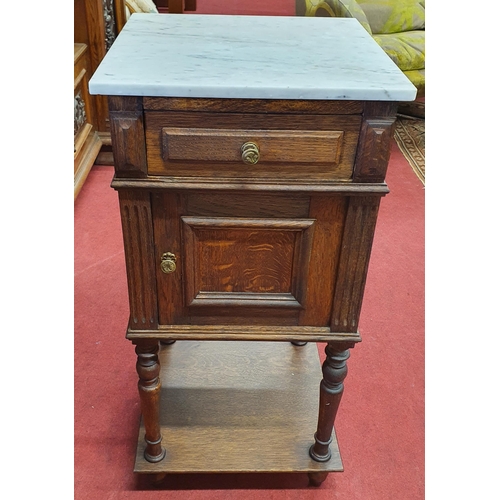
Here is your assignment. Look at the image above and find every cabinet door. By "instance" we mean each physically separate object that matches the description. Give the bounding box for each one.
[152,192,347,327]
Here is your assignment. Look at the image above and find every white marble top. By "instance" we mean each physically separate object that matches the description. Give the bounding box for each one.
[89,14,416,101]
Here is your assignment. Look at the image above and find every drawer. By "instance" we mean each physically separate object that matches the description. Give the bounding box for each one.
[145,111,361,181]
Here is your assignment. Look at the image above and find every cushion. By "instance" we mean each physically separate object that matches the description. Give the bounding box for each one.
[330,0,372,35]
[358,0,425,34]
[126,0,159,14]
[402,68,425,94]
[373,31,425,71]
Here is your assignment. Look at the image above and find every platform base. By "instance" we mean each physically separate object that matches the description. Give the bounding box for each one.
[134,341,343,476]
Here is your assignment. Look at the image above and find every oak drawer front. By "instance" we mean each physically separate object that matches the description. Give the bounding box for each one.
[145,112,361,180]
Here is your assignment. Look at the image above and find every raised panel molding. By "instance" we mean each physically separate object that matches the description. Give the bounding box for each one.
[162,128,344,164]
[353,118,396,182]
[181,217,315,309]
[109,111,148,176]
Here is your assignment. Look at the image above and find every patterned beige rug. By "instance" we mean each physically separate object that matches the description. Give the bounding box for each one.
[394,102,425,186]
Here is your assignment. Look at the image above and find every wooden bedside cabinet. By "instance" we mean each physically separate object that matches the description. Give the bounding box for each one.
[89,14,416,486]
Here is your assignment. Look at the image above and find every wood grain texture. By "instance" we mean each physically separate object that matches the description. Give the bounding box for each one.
[74,43,96,129]
[134,340,166,463]
[299,196,347,326]
[151,192,187,326]
[152,192,316,327]
[353,101,398,182]
[74,124,92,161]
[106,76,398,484]
[109,97,147,177]
[181,307,300,327]
[162,128,344,164]
[74,42,101,199]
[74,0,109,132]
[133,341,343,474]
[148,190,379,332]
[119,190,158,329]
[183,220,296,299]
[186,193,310,219]
[74,130,102,200]
[111,177,389,193]
[181,216,314,309]
[114,0,127,33]
[143,97,363,114]
[145,111,360,180]
[353,118,396,182]
[331,196,381,332]
[126,325,361,343]
[310,342,354,462]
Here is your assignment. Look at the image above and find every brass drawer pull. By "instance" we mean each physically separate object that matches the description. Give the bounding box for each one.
[241,142,260,165]
[160,252,177,274]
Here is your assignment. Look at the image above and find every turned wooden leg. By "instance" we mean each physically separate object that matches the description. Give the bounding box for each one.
[160,340,176,345]
[135,341,166,463]
[291,341,307,346]
[308,471,329,486]
[150,473,167,486]
[309,342,353,462]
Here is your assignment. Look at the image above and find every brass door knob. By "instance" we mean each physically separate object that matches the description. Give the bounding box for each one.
[241,142,260,165]
[160,252,177,274]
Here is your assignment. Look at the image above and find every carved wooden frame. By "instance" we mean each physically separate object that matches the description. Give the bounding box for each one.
[181,216,315,309]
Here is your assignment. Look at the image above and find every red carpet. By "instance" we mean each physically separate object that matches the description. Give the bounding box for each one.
[74,3,423,498]
[74,136,424,499]
[193,0,294,16]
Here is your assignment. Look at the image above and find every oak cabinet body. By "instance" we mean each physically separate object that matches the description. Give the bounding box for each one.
[108,96,393,483]
[112,96,394,346]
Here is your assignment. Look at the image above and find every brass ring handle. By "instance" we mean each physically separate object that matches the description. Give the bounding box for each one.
[241,142,260,165]
[160,252,177,274]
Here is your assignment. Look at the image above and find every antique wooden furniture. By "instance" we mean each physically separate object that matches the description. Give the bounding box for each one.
[153,0,196,13]
[89,13,415,486]
[74,43,102,199]
[74,0,127,152]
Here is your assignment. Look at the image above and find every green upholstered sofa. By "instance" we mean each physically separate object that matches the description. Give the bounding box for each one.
[299,0,425,97]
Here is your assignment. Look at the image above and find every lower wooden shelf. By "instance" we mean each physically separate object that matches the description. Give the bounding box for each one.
[134,340,343,476]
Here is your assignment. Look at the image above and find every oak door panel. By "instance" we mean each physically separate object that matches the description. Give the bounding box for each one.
[182,217,315,310]
[153,192,347,329]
